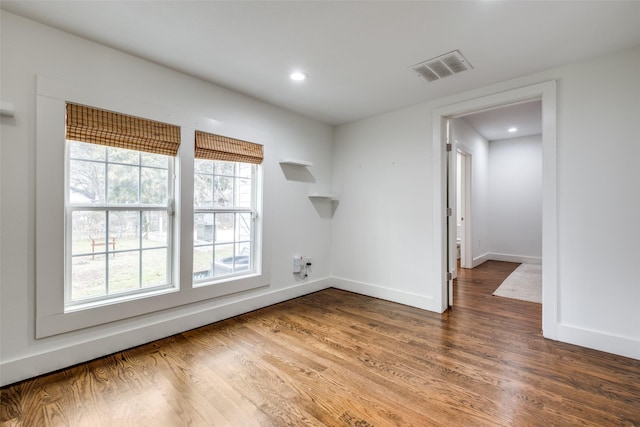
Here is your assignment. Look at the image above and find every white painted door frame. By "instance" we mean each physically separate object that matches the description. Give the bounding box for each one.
[456,148,472,269]
[432,81,558,339]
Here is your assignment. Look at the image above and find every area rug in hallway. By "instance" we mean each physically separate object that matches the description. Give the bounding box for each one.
[493,263,542,304]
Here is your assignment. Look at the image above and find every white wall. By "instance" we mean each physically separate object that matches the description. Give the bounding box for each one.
[330,105,436,309]
[332,45,640,360]
[0,12,334,385]
[488,135,542,263]
[452,118,490,265]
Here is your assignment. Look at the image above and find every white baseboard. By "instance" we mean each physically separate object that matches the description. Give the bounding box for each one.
[488,253,542,265]
[331,277,437,312]
[556,323,640,360]
[473,252,490,267]
[0,278,331,387]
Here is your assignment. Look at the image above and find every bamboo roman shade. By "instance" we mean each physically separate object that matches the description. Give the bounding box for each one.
[65,103,181,156]
[194,130,263,164]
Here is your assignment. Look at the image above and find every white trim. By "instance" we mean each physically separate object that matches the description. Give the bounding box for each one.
[472,252,490,268]
[487,253,542,265]
[432,81,558,337]
[331,277,437,312]
[2,278,332,387]
[556,324,640,360]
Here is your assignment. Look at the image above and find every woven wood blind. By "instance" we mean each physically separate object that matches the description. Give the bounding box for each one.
[194,130,263,164]
[65,103,181,156]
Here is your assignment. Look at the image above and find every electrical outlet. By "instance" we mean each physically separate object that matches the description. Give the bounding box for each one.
[306,257,312,266]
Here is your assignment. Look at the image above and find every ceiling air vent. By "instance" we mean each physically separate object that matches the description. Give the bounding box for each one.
[411,50,472,83]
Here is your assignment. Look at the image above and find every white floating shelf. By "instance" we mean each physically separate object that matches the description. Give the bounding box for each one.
[308,192,339,201]
[279,158,313,167]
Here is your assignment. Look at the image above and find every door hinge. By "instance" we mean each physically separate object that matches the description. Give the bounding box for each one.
[446,143,452,152]
[446,272,453,281]
[446,208,452,216]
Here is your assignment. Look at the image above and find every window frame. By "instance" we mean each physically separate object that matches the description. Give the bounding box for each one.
[64,140,177,309]
[192,160,258,285]
[35,75,268,339]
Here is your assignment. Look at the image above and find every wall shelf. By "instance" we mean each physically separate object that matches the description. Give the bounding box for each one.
[308,192,339,201]
[279,158,313,167]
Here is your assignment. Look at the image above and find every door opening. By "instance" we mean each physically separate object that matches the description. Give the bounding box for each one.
[434,81,557,339]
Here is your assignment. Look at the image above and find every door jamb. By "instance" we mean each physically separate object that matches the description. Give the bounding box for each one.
[432,81,558,339]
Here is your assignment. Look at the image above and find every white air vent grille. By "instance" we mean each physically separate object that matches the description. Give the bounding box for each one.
[411,50,472,83]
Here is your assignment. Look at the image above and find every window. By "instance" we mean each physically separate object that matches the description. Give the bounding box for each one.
[64,103,180,308]
[36,83,268,338]
[192,131,263,284]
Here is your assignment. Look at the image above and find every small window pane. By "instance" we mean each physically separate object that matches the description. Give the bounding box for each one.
[72,211,106,255]
[108,146,139,165]
[213,244,234,276]
[214,175,233,207]
[236,213,252,242]
[237,163,252,178]
[70,141,106,161]
[141,167,168,204]
[69,159,105,203]
[71,254,106,300]
[236,177,252,208]
[215,161,234,176]
[140,152,168,169]
[107,164,139,204]
[108,251,140,294]
[194,213,214,242]
[194,159,213,174]
[109,211,140,251]
[194,174,214,208]
[142,249,167,287]
[193,246,213,280]
[215,213,234,243]
[142,211,168,248]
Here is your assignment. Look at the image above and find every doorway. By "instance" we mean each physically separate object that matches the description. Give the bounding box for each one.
[432,81,558,340]
[456,148,471,270]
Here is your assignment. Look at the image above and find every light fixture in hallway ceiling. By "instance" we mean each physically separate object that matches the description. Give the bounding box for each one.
[290,71,308,81]
[410,50,473,83]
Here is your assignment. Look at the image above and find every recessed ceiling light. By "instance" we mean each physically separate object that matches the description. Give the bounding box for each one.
[290,71,308,81]
[508,127,518,133]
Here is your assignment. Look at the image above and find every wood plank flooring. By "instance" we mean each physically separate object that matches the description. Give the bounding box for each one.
[2,260,640,426]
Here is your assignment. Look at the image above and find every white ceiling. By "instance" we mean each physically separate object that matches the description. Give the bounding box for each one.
[2,1,640,126]
[461,100,542,141]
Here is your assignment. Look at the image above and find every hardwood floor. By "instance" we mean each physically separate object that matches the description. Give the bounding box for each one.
[2,261,640,426]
